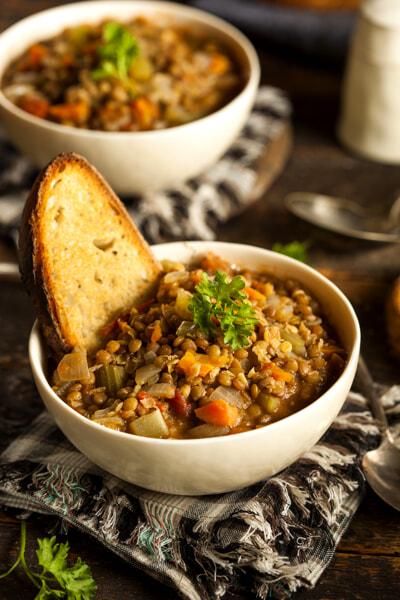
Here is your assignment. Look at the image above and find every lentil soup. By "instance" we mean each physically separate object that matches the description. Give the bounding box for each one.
[2,17,243,131]
[52,253,346,439]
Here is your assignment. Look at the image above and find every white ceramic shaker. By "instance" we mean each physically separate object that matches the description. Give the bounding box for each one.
[338,0,400,163]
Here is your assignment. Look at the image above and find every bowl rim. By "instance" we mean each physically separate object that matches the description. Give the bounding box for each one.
[29,241,361,447]
[0,0,260,139]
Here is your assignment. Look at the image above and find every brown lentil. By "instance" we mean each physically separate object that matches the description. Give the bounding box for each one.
[128,339,142,353]
[53,253,346,439]
[106,340,120,353]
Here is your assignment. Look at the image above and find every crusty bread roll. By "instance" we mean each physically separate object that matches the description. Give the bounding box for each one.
[19,153,161,356]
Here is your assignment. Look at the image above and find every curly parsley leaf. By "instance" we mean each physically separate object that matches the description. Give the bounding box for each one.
[188,271,258,350]
[92,22,139,81]
[0,523,96,600]
[272,241,310,263]
[36,536,96,600]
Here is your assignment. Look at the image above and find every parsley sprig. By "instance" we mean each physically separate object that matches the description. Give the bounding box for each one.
[0,522,96,599]
[188,271,258,350]
[92,22,139,82]
[272,241,310,263]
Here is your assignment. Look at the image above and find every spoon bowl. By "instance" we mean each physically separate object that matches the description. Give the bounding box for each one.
[362,432,400,511]
[356,357,400,511]
[285,192,400,243]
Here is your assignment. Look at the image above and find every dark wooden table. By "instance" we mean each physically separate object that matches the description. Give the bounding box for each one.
[1,2,400,599]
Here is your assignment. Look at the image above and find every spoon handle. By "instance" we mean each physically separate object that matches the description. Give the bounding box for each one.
[355,356,388,431]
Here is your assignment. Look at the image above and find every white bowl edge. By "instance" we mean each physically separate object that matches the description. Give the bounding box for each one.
[29,242,360,494]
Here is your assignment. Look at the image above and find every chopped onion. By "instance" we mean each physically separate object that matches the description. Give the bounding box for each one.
[176,320,196,338]
[146,383,176,398]
[275,304,294,321]
[92,416,125,427]
[164,270,188,284]
[56,349,90,382]
[135,364,161,385]
[240,358,250,372]
[92,400,122,419]
[175,288,192,319]
[265,294,280,308]
[188,424,229,438]
[144,350,157,363]
[281,329,306,356]
[209,386,248,408]
[3,83,35,101]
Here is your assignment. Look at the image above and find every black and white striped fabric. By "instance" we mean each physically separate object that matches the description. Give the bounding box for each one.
[1,386,399,599]
[0,86,291,245]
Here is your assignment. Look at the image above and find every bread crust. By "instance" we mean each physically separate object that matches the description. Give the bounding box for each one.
[19,153,160,357]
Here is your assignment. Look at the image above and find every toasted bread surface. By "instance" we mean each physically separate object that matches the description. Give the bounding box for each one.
[19,153,161,355]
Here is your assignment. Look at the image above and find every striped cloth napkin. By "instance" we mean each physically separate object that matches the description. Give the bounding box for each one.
[1,383,399,599]
[0,86,291,246]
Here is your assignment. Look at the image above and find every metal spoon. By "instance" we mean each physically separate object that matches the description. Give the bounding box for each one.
[285,192,400,242]
[355,357,400,510]
[0,261,20,282]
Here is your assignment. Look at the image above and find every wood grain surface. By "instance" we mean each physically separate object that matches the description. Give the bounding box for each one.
[0,2,400,599]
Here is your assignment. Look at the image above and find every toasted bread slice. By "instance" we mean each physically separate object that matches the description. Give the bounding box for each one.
[19,153,161,356]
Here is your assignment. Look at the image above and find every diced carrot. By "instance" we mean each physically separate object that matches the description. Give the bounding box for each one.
[198,362,216,377]
[19,96,49,119]
[131,96,159,129]
[48,101,89,124]
[100,313,130,337]
[177,350,197,374]
[262,362,293,382]
[178,350,227,377]
[200,252,231,275]
[150,321,162,344]
[209,53,230,75]
[136,298,156,313]
[191,270,203,284]
[61,53,75,67]
[245,287,266,304]
[137,391,156,402]
[195,399,239,427]
[27,44,48,68]
[82,42,98,55]
[100,318,119,338]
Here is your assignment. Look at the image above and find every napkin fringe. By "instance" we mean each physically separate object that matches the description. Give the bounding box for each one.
[1,390,395,600]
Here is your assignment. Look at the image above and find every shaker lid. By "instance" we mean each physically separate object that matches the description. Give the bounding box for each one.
[354,0,400,64]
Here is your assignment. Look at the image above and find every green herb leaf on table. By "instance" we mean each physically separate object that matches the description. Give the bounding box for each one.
[0,522,96,600]
[189,271,258,350]
[272,241,310,263]
[92,22,139,82]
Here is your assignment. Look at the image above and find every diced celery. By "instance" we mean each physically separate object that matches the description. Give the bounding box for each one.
[96,364,126,396]
[130,55,153,81]
[257,394,281,414]
[130,409,169,438]
[188,424,229,438]
[67,25,90,46]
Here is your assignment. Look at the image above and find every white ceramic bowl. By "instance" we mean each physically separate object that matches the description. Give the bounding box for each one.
[29,241,360,495]
[0,1,260,195]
